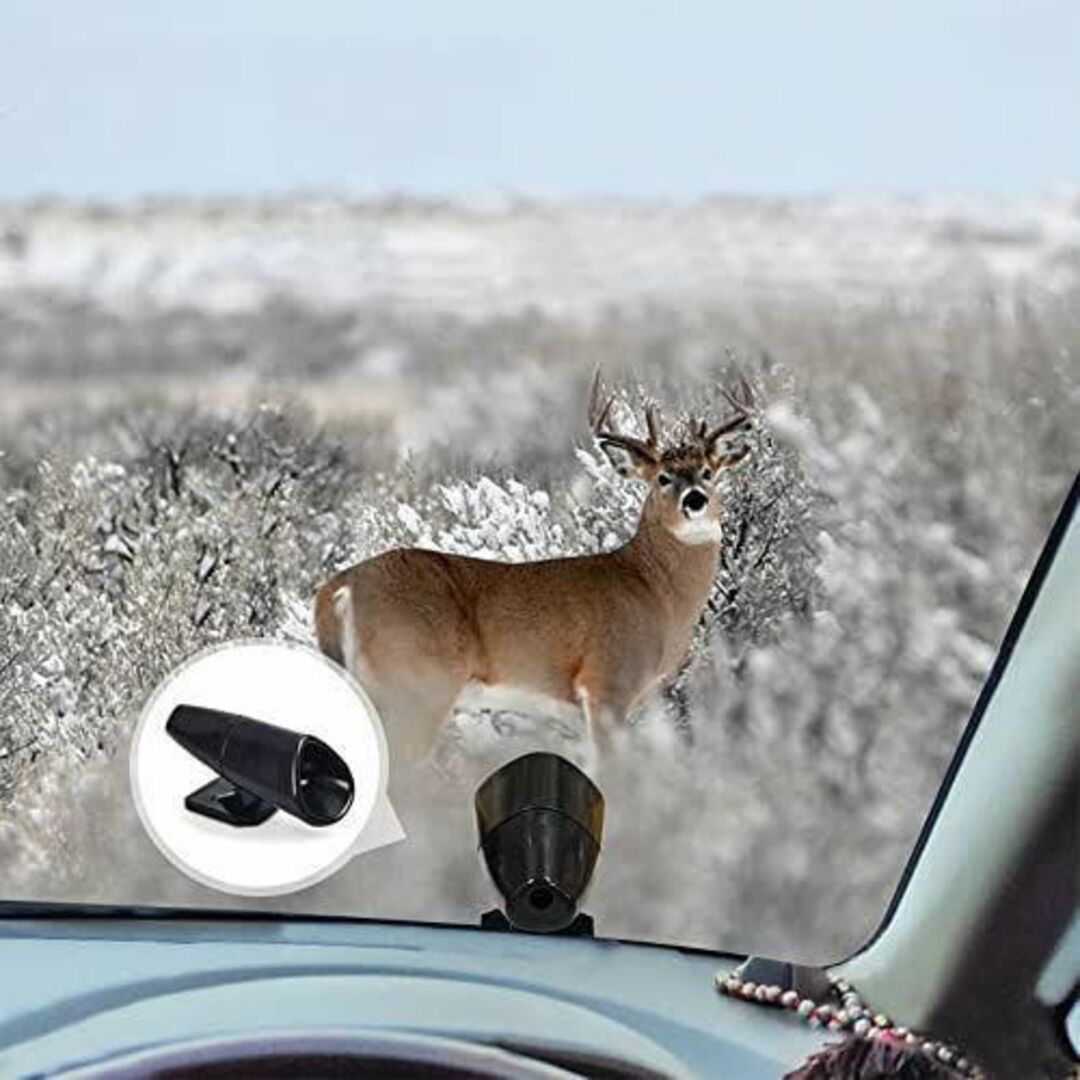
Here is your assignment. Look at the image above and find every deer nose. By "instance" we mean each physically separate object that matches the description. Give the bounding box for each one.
[682,489,708,515]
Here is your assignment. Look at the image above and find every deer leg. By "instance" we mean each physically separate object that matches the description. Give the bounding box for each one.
[366,671,466,768]
[574,680,630,773]
[343,588,472,770]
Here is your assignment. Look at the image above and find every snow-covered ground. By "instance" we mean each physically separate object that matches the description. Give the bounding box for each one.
[2,192,1078,318]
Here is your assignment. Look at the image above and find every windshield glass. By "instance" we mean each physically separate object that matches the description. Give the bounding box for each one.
[1,4,1077,962]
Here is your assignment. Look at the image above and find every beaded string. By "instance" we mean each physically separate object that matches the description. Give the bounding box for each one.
[714,967,986,1079]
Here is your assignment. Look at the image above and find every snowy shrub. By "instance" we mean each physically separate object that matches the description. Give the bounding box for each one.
[0,408,364,793]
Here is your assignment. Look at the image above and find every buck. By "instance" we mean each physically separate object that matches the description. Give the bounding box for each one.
[314,375,752,765]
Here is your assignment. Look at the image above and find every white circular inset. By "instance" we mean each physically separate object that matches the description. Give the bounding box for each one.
[130,641,392,896]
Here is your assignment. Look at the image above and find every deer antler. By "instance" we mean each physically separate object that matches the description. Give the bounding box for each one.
[685,415,709,442]
[588,369,661,463]
[702,377,754,449]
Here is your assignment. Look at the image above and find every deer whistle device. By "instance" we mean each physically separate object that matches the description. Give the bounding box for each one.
[475,752,604,934]
[165,705,355,828]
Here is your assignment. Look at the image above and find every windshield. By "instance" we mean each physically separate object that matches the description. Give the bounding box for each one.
[1,4,1078,963]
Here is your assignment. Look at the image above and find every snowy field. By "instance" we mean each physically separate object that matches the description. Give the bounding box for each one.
[0,194,1077,961]
[3,193,1080,318]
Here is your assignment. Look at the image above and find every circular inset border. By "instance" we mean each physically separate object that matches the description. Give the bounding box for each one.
[130,640,392,896]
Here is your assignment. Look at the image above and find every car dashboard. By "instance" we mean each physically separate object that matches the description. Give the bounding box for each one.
[0,910,824,1078]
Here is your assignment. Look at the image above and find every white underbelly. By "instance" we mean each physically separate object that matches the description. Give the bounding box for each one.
[453,681,584,726]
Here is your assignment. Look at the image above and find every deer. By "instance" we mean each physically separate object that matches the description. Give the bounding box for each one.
[314,374,753,768]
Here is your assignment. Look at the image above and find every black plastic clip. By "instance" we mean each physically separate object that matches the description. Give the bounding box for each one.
[734,956,837,1002]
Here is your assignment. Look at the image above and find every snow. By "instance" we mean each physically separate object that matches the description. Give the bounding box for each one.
[0,191,1075,962]
[1,193,1077,319]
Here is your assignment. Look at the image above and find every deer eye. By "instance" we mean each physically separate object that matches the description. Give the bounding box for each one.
[701,468,713,482]
[657,472,673,488]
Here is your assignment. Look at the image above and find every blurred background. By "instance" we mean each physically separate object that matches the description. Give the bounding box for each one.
[1,1,1078,961]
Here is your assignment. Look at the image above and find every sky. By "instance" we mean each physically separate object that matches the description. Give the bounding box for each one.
[2,0,1078,200]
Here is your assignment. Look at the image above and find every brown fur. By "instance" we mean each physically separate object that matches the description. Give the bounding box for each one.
[314,437,742,764]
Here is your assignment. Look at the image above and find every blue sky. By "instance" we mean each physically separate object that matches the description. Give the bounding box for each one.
[3,1,1078,199]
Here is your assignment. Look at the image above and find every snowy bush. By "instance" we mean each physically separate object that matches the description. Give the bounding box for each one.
[0,408,362,793]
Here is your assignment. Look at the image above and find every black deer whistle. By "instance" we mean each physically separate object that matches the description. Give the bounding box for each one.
[166,705,355,828]
[475,752,604,933]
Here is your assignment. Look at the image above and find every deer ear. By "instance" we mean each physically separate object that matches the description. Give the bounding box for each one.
[599,441,656,481]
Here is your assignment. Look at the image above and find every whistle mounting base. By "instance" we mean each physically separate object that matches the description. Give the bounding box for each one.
[184,777,277,827]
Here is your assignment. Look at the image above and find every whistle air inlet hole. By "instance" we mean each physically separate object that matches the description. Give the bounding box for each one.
[529,886,555,911]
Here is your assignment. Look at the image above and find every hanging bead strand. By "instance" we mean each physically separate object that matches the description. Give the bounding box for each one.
[714,968,984,1078]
